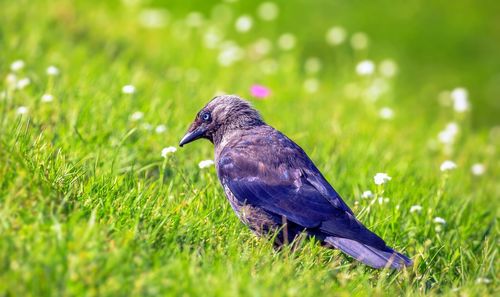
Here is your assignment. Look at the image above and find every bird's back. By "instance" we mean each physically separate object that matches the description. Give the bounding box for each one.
[216,125,305,168]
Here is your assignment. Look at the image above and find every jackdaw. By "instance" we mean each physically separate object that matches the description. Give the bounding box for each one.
[179,95,412,269]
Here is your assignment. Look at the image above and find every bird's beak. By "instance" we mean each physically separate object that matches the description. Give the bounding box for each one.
[179,126,206,147]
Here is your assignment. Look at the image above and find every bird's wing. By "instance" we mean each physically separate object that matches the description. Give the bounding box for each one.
[217,130,386,247]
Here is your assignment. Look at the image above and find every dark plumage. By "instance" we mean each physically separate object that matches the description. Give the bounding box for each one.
[179,95,412,269]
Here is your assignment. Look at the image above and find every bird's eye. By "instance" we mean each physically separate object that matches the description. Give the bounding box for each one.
[201,112,211,122]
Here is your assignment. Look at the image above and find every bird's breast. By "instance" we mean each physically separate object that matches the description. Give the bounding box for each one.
[222,183,278,236]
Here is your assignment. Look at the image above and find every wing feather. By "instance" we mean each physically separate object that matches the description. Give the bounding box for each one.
[217,129,387,249]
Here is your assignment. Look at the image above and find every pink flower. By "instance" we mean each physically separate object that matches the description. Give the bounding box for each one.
[250,84,271,99]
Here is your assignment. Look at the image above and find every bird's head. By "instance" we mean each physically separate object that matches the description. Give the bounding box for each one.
[179,95,264,147]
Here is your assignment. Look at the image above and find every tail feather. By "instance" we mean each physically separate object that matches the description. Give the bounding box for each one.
[325,236,412,269]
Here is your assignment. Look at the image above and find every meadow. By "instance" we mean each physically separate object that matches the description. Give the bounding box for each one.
[0,0,498,296]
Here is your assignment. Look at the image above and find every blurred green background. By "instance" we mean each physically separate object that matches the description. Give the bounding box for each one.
[162,0,500,120]
[2,0,499,127]
[170,0,500,126]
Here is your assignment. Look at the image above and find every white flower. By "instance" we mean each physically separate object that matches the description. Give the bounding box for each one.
[374,173,391,185]
[218,41,244,66]
[5,73,17,87]
[304,57,322,74]
[350,32,369,50]
[355,60,375,76]
[203,29,222,49]
[41,94,54,102]
[235,15,253,32]
[161,146,177,157]
[451,87,468,101]
[141,123,153,131]
[438,122,459,145]
[453,97,469,113]
[379,107,394,120]
[450,87,469,113]
[130,111,144,121]
[303,78,319,93]
[46,65,60,76]
[185,12,204,27]
[433,217,446,224]
[16,77,31,90]
[257,2,279,21]
[155,124,167,134]
[445,122,459,135]
[198,159,215,169]
[440,160,457,172]
[471,163,485,176]
[10,60,25,72]
[16,106,28,115]
[378,197,390,204]
[122,85,136,94]
[366,78,389,101]
[379,59,398,77]
[410,205,423,213]
[361,190,373,199]
[438,130,454,145]
[325,26,346,46]
[277,33,296,50]
[138,9,170,28]
[475,277,492,284]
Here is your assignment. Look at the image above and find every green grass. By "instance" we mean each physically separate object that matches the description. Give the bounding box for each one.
[0,0,498,296]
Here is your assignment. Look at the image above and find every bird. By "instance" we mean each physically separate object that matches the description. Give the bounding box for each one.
[179,95,412,269]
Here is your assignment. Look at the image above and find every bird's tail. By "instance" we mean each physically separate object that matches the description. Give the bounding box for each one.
[324,236,412,269]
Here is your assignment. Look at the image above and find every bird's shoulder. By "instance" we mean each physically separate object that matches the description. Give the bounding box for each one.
[217,125,310,172]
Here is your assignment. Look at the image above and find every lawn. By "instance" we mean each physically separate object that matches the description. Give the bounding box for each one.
[0,0,498,296]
